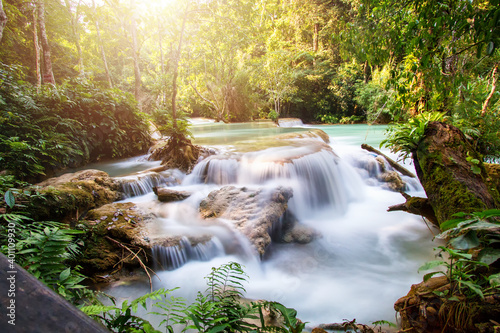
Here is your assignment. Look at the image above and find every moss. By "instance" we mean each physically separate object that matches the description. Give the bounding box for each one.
[484,163,500,195]
[77,202,150,278]
[415,122,500,225]
[26,175,120,222]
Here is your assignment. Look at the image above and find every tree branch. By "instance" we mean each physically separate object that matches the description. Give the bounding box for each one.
[361,144,416,178]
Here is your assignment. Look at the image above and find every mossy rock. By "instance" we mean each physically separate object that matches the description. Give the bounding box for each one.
[27,170,122,222]
[414,122,500,225]
[484,163,500,195]
[78,202,153,278]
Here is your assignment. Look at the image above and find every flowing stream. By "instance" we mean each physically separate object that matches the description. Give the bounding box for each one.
[101,121,438,328]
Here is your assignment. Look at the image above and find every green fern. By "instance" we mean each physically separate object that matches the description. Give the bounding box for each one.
[381,111,447,161]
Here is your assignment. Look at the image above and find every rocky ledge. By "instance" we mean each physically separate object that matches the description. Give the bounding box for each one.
[199,185,316,256]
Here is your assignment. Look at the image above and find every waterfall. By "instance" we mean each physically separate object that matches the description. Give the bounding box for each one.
[184,144,364,218]
[152,237,225,270]
[102,124,437,328]
[119,171,183,197]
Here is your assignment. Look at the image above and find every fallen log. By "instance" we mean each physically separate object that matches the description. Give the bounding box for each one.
[387,192,438,227]
[361,143,416,178]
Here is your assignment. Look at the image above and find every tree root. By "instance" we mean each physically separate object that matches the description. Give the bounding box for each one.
[105,236,158,291]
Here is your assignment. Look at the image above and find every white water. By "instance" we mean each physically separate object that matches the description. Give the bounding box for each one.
[103,124,438,328]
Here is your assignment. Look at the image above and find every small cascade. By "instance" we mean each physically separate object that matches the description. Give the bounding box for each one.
[119,171,182,197]
[278,118,304,127]
[347,151,423,192]
[152,237,225,270]
[239,147,349,214]
[187,156,240,185]
[185,145,356,217]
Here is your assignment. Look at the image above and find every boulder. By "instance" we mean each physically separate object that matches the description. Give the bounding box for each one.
[199,185,306,256]
[78,202,154,276]
[28,169,122,222]
[153,186,191,202]
[80,202,217,276]
[378,170,406,192]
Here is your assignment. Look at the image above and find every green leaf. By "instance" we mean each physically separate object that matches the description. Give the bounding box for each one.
[59,267,71,281]
[423,271,445,282]
[418,260,446,272]
[4,190,15,208]
[478,248,500,265]
[449,232,480,250]
[488,273,500,287]
[459,280,484,299]
[471,164,481,175]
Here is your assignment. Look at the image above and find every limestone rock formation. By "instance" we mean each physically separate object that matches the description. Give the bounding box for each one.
[29,169,122,222]
[153,186,191,202]
[199,185,311,255]
[79,202,153,276]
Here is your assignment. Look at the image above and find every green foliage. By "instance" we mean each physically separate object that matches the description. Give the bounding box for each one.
[83,289,171,333]
[0,64,151,179]
[316,113,338,124]
[0,212,94,304]
[355,66,403,123]
[419,209,500,300]
[153,107,192,141]
[380,111,447,161]
[180,262,257,332]
[83,262,305,333]
[268,110,279,122]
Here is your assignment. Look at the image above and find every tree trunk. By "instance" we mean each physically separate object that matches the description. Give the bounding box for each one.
[37,0,55,84]
[0,0,7,43]
[412,121,500,225]
[171,2,189,130]
[64,0,84,77]
[130,0,141,107]
[481,64,498,116]
[158,16,165,104]
[92,0,112,89]
[32,4,41,89]
[313,23,319,52]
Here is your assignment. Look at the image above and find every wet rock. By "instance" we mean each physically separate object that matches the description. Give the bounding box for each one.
[78,202,154,275]
[153,186,191,202]
[379,170,406,192]
[29,169,122,222]
[199,185,296,255]
[274,128,330,144]
[282,224,316,244]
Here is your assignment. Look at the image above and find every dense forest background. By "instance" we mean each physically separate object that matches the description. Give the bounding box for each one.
[1,0,499,178]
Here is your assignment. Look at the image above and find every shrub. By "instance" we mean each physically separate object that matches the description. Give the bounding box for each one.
[0,64,151,180]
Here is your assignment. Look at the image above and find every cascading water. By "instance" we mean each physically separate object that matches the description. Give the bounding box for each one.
[151,237,225,270]
[102,123,438,328]
[119,171,183,197]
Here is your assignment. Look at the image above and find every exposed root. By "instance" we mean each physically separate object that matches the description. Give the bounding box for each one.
[104,236,159,291]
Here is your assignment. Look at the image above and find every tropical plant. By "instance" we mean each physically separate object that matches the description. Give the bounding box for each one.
[83,261,306,333]
[316,113,338,124]
[380,111,447,161]
[83,289,171,333]
[418,209,500,300]
[1,64,151,180]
